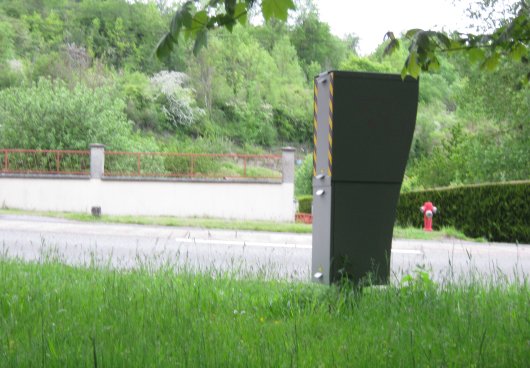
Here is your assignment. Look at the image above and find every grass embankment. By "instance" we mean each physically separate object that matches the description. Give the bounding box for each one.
[0,208,480,241]
[1,259,528,366]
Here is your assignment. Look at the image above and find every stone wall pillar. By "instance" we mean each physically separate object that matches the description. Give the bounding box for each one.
[89,144,105,179]
[282,147,295,183]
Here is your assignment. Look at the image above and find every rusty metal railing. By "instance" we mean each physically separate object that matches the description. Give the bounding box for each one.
[104,151,282,180]
[0,149,90,175]
[0,149,283,180]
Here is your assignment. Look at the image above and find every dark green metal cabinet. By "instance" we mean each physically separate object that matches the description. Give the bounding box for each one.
[312,71,419,285]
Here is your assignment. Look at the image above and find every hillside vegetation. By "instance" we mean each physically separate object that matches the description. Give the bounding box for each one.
[0,0,528,191]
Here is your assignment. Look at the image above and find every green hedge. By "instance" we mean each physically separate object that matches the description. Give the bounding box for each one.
[396,181,530,243]
[295,181,529,243]
[297,195,313,214]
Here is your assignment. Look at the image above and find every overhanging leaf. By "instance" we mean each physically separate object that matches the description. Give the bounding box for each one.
[468,48,485,64]
[223,16,236,32]
[510,43,528,61]
[384,38,400,56]
[450,39,464,49]
[155,33,175,59]
[408,52,421,78]
[261,0,295,21]
[427,55,440,72]
[384,31,396,41]
[193,28,208,55]
[225,0,237,16]
[214,13,238,31]
[170,12,181,36]
[481,53,500,71]
[171,1,194,36]
[181,6,193,28]
[415,31,432,52]
[401,64,408,80]
[235,2,248,25]
[191,10,208,33]
[435,32,451,49]
[405,29,422,38]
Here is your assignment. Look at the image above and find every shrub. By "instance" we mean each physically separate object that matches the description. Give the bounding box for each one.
[104,134,164,176]
[0,78,135,151]
[150,71,205,129]
[293,181,529,243]
[406,123,529,189]
[160,137,236,177]
[396,181,530,243]
[220,101,278,147]
[297,195,313,214]
[0,60,25,89]
[119,71,165,131]
[295,154,313,196]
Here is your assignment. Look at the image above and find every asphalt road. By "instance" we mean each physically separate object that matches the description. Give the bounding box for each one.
[1,214,528,283]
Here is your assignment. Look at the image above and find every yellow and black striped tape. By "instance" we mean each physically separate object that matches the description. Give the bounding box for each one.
[327,73,334,177]
[313,82,318,176]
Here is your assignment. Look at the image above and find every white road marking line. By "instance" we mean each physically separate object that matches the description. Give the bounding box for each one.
[175,237,311,249]
[175,237,423,254]
[392,249,423,255]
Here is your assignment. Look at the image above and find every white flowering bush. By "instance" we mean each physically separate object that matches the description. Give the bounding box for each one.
[150,71,205,127]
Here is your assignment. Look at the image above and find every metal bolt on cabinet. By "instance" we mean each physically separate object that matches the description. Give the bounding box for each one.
[311,71,419,285]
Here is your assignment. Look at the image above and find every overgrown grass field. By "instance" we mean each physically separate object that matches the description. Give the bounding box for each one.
[1,259,528,367]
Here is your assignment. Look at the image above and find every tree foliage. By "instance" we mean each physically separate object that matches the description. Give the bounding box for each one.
[158,0,529,82]
[156,0,295,58]
[0,0,527,192]
[150,71,205,128]
[290,11,348,78]
[185,26,311,145]
[384,0,529,81]
[0,79,141,151]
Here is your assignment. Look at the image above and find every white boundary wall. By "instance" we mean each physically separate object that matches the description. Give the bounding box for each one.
[0,146,296,221]
[0,177,295,221]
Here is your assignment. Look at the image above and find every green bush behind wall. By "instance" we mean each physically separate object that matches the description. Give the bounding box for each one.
[297,195,313,214]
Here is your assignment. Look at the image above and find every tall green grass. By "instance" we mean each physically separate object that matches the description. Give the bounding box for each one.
[1,258,528,367]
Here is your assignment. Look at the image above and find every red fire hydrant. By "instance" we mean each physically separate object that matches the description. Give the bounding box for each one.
[420,202,437,232]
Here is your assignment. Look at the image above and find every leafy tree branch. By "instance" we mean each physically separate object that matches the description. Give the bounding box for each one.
[156,0,295,57]
[157,0,529,84]
[384,0,529,81]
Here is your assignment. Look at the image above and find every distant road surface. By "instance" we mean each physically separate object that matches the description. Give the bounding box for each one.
[1,214,528,282]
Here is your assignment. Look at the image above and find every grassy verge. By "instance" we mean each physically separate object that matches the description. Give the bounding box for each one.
[0,208,311,234]
[392,226,485,242]
[0,208,480,241]
[0,259,528,367]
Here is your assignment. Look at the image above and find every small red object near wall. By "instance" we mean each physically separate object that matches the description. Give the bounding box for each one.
[420,202,437,231]
[295,213,313,224]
